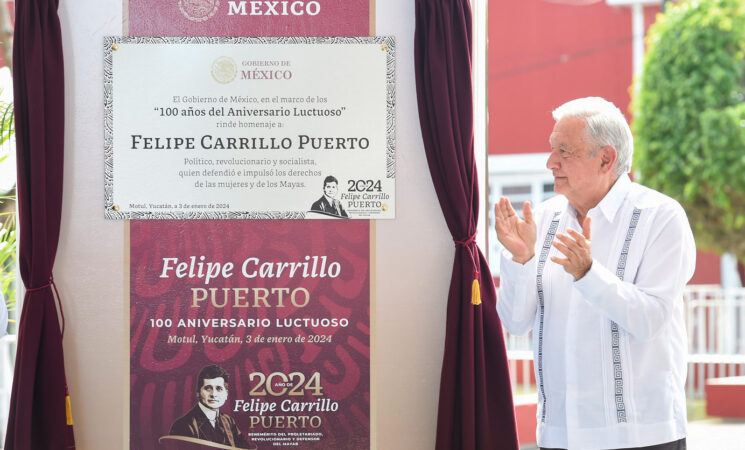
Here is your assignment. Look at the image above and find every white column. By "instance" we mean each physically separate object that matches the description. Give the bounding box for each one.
[472,0,488,252]
[632,2,645,80]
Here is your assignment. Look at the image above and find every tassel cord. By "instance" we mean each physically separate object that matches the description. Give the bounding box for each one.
[26,274,73,425]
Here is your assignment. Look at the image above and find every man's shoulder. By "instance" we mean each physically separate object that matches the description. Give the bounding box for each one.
[625,183,693,236]
[628,182,685,216]
[169,404,201,435]
[173,404,201,421]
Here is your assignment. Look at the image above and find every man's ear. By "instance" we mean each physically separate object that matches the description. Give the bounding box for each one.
[600,145,617,174]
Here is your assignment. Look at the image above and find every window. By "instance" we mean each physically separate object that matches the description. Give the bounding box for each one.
[486,153,555,276]
[0,4,16,438]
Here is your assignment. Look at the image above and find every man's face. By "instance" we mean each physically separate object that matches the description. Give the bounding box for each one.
[546,117,605,207]
[198,377,228,411]
[324,182,338,199]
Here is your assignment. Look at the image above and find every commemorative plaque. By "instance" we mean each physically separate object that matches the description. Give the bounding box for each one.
[105,36,395,220]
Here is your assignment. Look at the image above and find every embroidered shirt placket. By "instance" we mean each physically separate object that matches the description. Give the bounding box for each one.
[610,207,641,423]
[536,211,562,423]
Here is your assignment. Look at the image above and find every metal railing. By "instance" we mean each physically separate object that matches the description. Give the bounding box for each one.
[505,285,745,398]
[684,285,745,398]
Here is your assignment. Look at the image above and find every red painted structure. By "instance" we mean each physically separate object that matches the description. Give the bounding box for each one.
[513,396,538,446]
[705,377,745,418]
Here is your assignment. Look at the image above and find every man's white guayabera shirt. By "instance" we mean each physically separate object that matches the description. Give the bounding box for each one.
[497,174,695,450]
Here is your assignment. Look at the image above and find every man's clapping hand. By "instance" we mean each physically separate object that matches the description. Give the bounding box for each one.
[494,197,536,264]
[551,217,593,280]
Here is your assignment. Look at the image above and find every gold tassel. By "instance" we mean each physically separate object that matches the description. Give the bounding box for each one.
[471,278,482,306]
[66,395,74,425]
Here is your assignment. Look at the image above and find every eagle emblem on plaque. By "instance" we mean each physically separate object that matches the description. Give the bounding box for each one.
[211,57,238,84]
[179,0,220,22]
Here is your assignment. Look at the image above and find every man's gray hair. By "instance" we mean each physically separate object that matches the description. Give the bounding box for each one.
[552,97,633,175]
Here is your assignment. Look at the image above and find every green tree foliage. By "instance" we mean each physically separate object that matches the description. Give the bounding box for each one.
[0,98,14,330]
[633,0,745,261]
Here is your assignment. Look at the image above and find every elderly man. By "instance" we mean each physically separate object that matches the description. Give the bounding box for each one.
[495,97,695,450]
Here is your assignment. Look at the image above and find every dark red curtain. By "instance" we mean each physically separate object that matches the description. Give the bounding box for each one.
[5,0,75,448]
[414,1,519,449]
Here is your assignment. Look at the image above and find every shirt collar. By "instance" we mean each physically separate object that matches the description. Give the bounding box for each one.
[592,173,631,222]
[198,401,219,422]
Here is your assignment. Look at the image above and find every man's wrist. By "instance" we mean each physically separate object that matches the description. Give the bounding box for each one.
[573,261,593,281]
[512,253,535,265]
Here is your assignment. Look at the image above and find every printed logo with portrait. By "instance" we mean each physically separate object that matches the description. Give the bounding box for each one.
[211,56,238,84]
[178,0,220,22]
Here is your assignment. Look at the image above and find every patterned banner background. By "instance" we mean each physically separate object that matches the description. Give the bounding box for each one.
[128,0,369,37]
[130,220,370,449]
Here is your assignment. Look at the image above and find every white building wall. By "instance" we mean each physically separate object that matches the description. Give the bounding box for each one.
[55,0,452,448]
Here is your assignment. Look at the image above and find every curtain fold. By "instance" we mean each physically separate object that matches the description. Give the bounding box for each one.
[5,0,75,448]
[414,1,519,449]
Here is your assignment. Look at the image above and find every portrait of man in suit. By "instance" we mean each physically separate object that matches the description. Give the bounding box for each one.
[168,364,250,449]
[310,175,349,218]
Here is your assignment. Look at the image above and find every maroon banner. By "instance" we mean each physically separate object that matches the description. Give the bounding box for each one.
[128,0,369,37]
[130,220,370,449]
[126,3,371,448]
